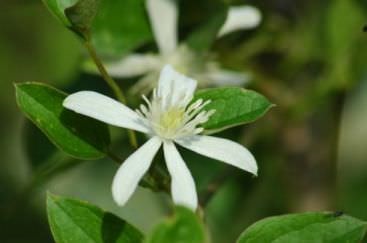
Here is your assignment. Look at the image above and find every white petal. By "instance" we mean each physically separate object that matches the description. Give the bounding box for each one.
[163,141,198,211]
[206,68,250,86]
[112,136,162,206]
[157,65,197,109]
[176,135,258,175]
[218,6,261,37]
[63,91,150,133]
[146,0,178,55]
[104,54,162,78]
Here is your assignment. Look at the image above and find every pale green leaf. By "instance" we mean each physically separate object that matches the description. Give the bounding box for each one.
[193,87,273,133]
[237,212,367,243]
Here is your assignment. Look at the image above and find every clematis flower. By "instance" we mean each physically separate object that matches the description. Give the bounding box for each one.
[63,65,257,210]
[101,0,261,94]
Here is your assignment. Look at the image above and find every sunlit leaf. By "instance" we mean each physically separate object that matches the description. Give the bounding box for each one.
[237,212,367,243]
[15,82,110,160]
[193,87,273,133]
[47,194,143,243]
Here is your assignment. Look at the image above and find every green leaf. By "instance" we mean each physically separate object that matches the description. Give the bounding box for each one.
[42,0,98,39]
[146,206,207,243]
[185,1,228,51]
[42,0,77,26]
[42,0,152,57]
[193,87,273,133]
[237,212,367,243]
[15,82,110,160]
[91,0,152,58]
[65,0,99,38]
[47,194,143,243]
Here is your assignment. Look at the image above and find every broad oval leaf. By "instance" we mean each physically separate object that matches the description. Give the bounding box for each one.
[237,212,367,243]
[193,87,273,133]
[47,194,143,243]
[146,206,207,243]
[15,82,110,160]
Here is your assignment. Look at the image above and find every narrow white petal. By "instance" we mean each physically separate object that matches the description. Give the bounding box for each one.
[206,68,250,86]
[146,0,178,55]
[104,54,162,78]
[112,137,162,206]
[63,91,150,133]
[163,141,198,211]
[157,65,197,108]
[218,6,261,37]
[176,135,258,175]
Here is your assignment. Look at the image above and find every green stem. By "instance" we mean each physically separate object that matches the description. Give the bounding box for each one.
[84,40,126,103]
[84,40,138,148]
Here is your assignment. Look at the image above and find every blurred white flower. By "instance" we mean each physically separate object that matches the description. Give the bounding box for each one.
[63,65,257,210]
[102,0,262,93]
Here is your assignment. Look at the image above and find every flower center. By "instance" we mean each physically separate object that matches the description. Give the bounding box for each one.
[136,91,215,140]
[159,108,185,132]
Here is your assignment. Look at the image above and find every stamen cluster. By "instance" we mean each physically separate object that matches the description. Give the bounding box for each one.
[136,89,215,139]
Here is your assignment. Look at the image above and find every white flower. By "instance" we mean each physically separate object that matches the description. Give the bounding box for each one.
[100,0,261,93]
[63,65,257,211]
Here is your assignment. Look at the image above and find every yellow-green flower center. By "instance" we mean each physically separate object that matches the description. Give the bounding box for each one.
[159,108,185,132]
[137,87,215,140]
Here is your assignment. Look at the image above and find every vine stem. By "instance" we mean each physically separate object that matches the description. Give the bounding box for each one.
[84,40,138,148]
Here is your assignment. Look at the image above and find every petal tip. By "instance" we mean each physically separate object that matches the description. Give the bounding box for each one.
[246,158,258,176]
[62,91,92,109]
[111,184,128,207]
[62,94,76,109]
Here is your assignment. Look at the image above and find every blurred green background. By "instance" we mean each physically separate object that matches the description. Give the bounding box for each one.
[1,0,367,242]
